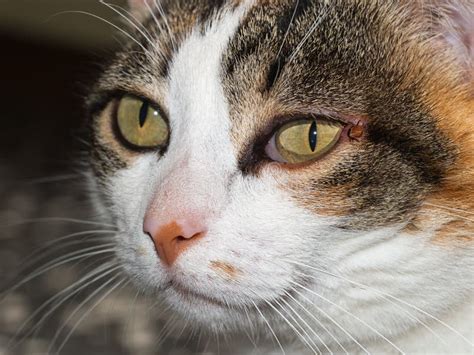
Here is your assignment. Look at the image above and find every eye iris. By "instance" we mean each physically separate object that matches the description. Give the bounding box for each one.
[309,120,317,152]
[116,95,169,148]
[272,118,343,164]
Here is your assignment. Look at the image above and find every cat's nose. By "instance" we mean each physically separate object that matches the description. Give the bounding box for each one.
[143,217,207,266]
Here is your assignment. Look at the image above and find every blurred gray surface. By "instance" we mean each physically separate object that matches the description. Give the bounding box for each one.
[0,1,197,354]
[0,0,127,50]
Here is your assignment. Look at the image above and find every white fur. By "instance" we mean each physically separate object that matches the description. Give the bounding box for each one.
[100,3,474,354]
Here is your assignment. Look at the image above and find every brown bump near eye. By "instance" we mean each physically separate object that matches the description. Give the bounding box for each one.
[348,124,364,140]
[210,261,241,279]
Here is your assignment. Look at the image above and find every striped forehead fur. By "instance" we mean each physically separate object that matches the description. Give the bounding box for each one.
[90,0,472,232]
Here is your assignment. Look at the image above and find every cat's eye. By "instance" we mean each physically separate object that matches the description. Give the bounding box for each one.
[266,118,343,164]
[116,95,169,148]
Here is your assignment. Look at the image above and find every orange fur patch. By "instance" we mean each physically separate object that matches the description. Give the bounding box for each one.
[210,260,241,279]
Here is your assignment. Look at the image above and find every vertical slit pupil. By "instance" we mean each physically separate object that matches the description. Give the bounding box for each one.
[309,120,318,152]
[139,101,149,128]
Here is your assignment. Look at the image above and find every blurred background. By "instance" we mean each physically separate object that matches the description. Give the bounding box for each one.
[0,1,204,354]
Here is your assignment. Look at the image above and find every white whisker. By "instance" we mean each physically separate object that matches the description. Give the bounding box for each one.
[1,216,116,229]
[153,0,178,51]
[51,277,127,354]
[49,11,153,59]
[283,291,337,354]
[262,297,319,355]
[424,202,474,217]
[290,287,367,354]
[1,246,116,300]
[290,280,405,354]
[287,3,329,65]
[287,259,468,346]
[250,299,286,355]
[19,230,116,269]
[11,262,120,347]
[276,297,322,354]
[100,1,155,50]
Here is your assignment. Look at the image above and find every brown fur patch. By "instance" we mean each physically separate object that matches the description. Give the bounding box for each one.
[433,219,473,243]
[210,260,241,279]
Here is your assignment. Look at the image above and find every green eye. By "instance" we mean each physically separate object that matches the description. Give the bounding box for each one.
[117,95,169,148]
[274,119,343,164]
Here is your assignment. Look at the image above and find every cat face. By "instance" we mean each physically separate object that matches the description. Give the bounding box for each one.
[87,0,473,348]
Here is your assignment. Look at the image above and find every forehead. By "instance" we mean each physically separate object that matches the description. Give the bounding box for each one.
[93,0,454,180]
[89,0,474,230]
[97,0,425,124]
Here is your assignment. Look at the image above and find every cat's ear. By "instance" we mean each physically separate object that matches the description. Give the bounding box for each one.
[128,0,157,20]
[432,1,473,82]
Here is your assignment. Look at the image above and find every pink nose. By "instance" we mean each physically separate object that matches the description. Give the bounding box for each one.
[143,217,207,266]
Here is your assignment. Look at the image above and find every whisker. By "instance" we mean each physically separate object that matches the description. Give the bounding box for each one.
[1,246,116,300]
[424,202,474,217]
[1,217,116,229]
[51,277,127,355]
[11,262,120,347]
[270,0,300,87]
[241,305,260,350]
[418,208,474,224]
[24,174,81,185]
[292,268,446,346]
[275,297,322,354]
[153,0,178,51]
[287,2,329,65]
[49,11,153,58]
[287,259,469,346]
[18,230,116,270]
[143,0,167,42]
[99,1,155,49]
[290,280,405,354]
[282,291,337,354]
[155,315,177,348]
[261,296,319,355]
[291,286,369,354]
[250,299,286,355]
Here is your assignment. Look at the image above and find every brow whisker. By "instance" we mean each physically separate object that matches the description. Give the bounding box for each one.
[153,0,178,51]
[287,3,329,65]
[49,11,153,60]
[99,1,155,51]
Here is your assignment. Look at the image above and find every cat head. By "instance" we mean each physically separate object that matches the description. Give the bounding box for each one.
[87,0,473,346]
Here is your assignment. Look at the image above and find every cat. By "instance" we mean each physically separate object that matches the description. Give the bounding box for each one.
[85,0,474,353]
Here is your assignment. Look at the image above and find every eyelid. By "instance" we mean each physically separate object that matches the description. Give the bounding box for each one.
[265,113,347,140]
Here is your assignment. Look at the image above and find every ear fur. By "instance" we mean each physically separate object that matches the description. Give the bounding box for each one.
[428,1,474,82]
[128,0,157,20]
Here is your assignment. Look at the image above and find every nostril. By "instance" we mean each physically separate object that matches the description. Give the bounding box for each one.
[175,232,204,243]
[176,235,187,243]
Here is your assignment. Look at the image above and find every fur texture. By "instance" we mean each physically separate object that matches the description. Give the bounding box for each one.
[87,0,474,353]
